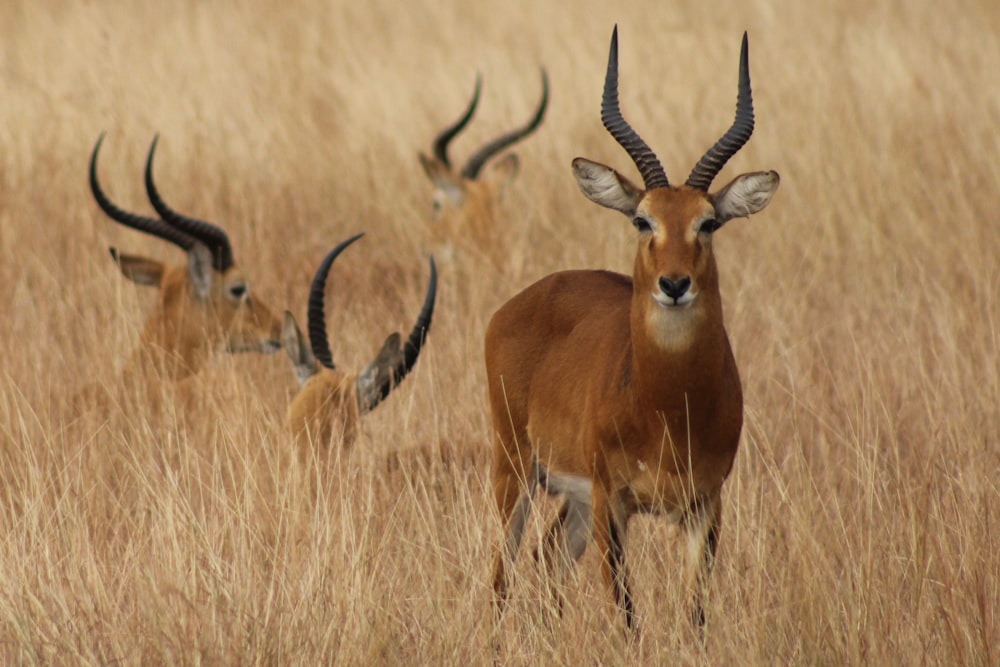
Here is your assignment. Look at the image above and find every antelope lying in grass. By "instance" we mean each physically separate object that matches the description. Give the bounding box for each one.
[419,70,548,255]
[487,28,779,634]
[89,135,282,382]
[283,234,437,452]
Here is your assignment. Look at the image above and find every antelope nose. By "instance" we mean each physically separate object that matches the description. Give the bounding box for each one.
[658,276,691,300]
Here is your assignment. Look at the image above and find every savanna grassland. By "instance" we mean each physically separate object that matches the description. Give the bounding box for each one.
[1,0,998,664]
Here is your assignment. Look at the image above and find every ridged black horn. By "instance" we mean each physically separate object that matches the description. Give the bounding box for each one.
[685,32,755,191]
[460,68,549,179]
[144,135,235,272]
[433,74,482,168]
[89,134,197,252]
[307,233,365,370]
[601,26,670,190]
[371,256,438,408]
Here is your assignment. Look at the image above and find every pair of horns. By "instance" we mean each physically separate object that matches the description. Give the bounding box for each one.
[432,69,549,180]
[601,26,755,192]
[90,134,235,272]
[307,234,438,409]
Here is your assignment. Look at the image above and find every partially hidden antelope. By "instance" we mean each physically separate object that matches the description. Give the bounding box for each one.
[419,70,548,251]
[90,135,282,381]
[487,28,779,634]
[283,234,437,452]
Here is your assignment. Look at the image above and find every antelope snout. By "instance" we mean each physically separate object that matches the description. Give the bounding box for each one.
[657,275,692,303]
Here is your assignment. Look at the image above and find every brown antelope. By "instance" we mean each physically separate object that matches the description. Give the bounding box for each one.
[283,234,437,453]
[487,28,779,633]
[89,135,282,381]
[418,70,548,251]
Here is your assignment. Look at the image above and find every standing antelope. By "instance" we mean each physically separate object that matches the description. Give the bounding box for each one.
[487,28,779,633]
[90,135,282,381]
[283,234,437,452]
[418,70,548,250]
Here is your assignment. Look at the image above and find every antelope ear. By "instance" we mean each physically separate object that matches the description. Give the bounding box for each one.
[712,170,780,222]
[572,157,644,215]
[482,153,520,195]
[109,247,164,287]
[419,152,466,209]
[356,332,404,412]
[186,243,214,299]
[419,153,462,188]
[282,311,318,386]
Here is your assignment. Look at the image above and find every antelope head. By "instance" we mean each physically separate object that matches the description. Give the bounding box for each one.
[90,135,283,379]
[572,29,779,351]
[418,70,548,239]
[283,234,437,450]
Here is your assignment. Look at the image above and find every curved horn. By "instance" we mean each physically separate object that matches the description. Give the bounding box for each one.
[460,68,549,179]
[307,233,365,370]
[432,74,482,168]
[601,26,670,190]
[89,134,197,252]
[367,256,438,411]
[144,135,235,272]
[685,32,754,191]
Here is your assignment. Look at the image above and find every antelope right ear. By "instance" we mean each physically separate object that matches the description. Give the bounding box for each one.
[186,243,214,299]
[419,153,462,188]
[572,157,644,215]
[282,311,318,386]
[109,247,164,287]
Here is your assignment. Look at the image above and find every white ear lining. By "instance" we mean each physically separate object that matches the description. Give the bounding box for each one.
[713,171,780,222]
[572,158,644,215]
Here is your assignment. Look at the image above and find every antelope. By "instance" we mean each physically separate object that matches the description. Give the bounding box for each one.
[89,135,282,381]
[418,70,548,252]
[487,28,779,634]
[283,233,437,452]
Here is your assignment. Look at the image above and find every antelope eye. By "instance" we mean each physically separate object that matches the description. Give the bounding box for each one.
[699,218,722,235]
[229,284,248,300]
[632,217,652,233]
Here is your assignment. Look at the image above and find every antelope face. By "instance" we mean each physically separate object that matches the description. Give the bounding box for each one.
[633,188,721,312]
[146,246,282,363]
[573,159,779,346]
[214,266,282,355]
[420,153,519,219]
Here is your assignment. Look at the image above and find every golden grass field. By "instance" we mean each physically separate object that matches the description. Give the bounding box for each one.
[1,0,998,664]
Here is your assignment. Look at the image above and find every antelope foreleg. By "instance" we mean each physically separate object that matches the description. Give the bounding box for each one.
[593,487,635,632]
[683,494,722,636]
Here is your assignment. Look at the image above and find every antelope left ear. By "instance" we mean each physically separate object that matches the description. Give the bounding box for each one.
[483,153,520,195]
[712,170,780,223]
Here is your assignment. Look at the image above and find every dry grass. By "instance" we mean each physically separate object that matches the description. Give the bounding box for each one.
[1,0,998,664]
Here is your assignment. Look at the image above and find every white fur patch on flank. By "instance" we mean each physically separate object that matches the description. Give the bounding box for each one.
[544,472,593,505]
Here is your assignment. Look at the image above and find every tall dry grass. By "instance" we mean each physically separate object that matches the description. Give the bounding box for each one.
[0,0,998,664]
